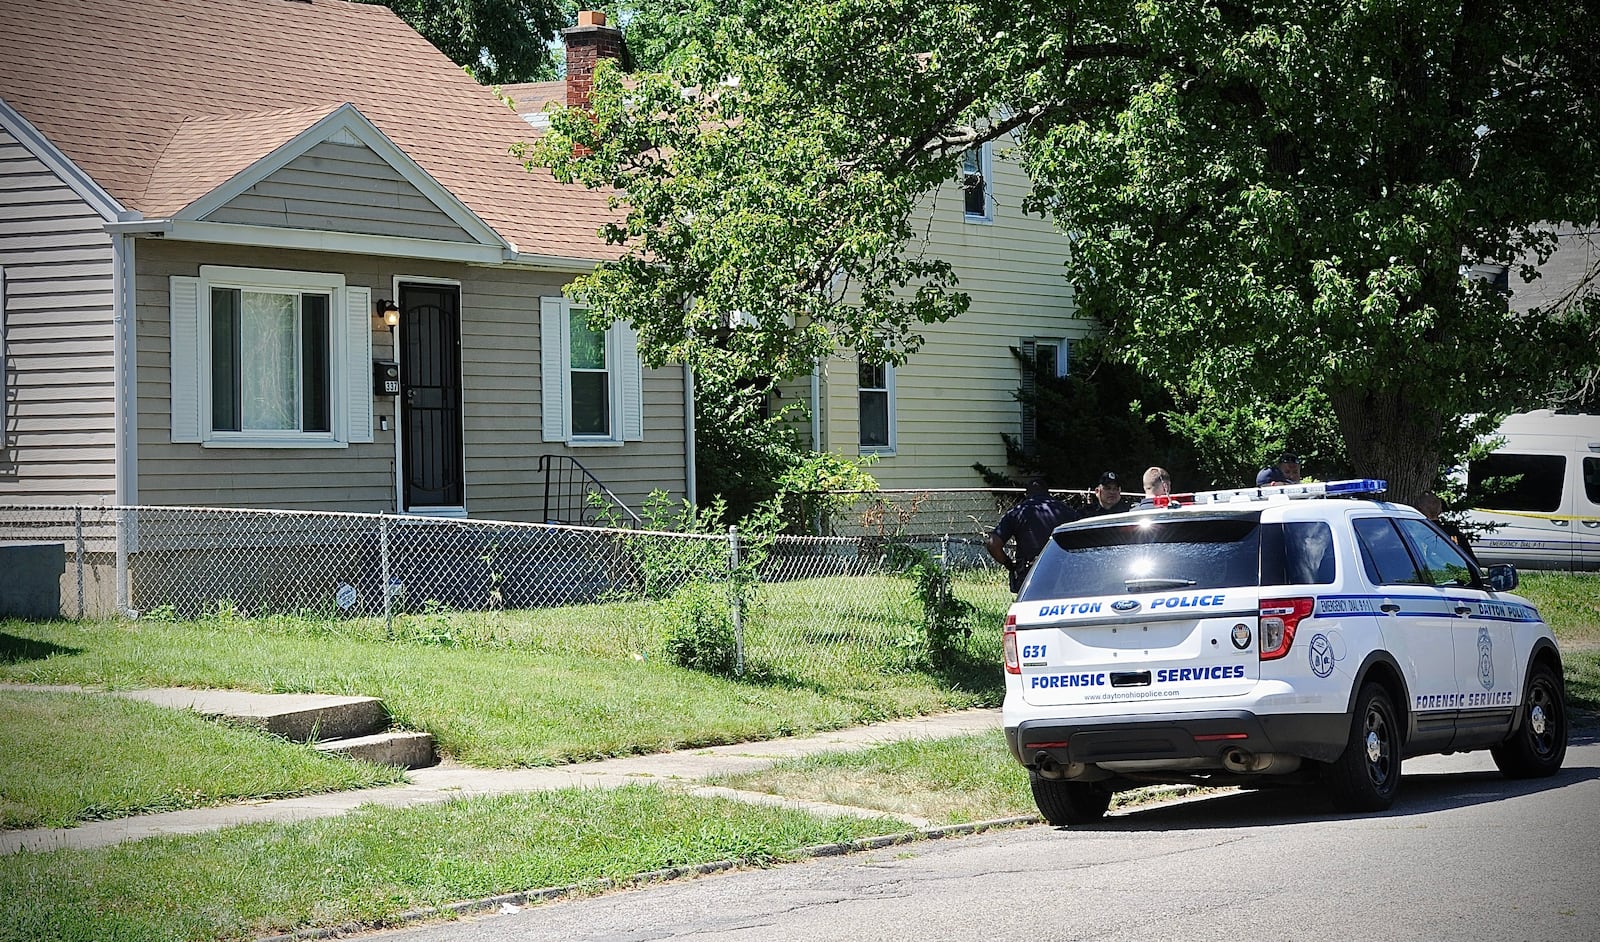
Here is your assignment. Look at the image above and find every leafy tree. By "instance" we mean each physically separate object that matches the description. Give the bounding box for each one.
[527,0,1600,506]
[366,0,564,84]
[974,338,1210,492]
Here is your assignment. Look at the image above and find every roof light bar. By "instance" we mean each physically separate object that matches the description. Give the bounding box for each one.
[1153,478,1387,508]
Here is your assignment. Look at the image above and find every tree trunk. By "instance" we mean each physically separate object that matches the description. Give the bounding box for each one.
[1329,386,1442,509]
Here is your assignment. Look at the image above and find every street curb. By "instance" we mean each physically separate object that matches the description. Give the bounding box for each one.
[253,815,1042,942]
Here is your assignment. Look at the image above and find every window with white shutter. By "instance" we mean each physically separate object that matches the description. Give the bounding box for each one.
[168,267,370,447]
[540,296,643,445]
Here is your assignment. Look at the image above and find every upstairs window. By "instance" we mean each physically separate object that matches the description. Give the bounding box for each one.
[961,144,993,221]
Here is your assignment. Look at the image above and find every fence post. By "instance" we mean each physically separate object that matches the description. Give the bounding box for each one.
[728,524,744,676]
[74,507,85,619]
[380,513,393,633]
[114,506,130,617]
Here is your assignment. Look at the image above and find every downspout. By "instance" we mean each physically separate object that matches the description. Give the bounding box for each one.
[682,363,696,506]
[111,230,137,615]
[809,361,822,453]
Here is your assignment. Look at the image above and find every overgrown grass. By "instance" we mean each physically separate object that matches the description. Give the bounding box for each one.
[1521,572,1600,648]
[0,785,908,942]
[0,575,1007,772]
[0,690,404,830]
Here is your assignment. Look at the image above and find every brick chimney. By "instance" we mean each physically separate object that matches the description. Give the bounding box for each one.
[564,10,624,110]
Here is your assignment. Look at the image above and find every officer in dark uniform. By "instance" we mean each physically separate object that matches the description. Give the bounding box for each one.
[986,477,1077,593]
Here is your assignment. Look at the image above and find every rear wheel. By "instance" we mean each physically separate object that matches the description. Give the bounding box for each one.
[1029,774,1113,825]
[1325,682,1401,812]
[1492,662,1568,779]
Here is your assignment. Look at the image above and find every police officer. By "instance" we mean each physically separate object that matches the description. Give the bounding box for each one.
[1256,452,1302,487]
[1080,471,1127,517]
[986,477,1077,593]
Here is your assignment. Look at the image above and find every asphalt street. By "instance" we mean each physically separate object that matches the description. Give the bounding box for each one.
[373,729,1600,942]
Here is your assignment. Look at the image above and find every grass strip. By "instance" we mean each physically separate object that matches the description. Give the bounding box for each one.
[707,731,1216,825]
[0,689,404,830]
[0,785,907,942]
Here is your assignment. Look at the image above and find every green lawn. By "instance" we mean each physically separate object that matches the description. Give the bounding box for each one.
[0,576,1006,772]
[0,689,403,830]
[0,786,907,942]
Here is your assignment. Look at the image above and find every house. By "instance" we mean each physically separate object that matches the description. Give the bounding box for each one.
[0,0,690,523]
[798,133,1087,492]
[504,84,1087,500]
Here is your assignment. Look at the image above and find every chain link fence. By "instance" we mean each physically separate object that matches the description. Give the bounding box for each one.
[0,500,1017,679]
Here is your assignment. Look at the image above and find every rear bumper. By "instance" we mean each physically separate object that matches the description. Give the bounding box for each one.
[1007,710,1351,768]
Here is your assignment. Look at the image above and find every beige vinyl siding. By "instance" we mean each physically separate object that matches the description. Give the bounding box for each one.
[135,241,684,518]
[818,136,1086,490]
[0,126,117,504]
[202,141,477,243]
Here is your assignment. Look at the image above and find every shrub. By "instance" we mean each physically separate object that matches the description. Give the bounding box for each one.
[659,581,738,675]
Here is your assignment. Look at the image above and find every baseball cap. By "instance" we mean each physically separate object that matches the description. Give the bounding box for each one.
[1277,452,1300,466]
[1097,471,1119,487]
[1024,477,1049,493]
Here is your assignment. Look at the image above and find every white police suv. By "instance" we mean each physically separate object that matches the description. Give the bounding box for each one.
[1003,480,1569,825]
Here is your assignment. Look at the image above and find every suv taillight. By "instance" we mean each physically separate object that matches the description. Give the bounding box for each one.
[1259,597,1314,660]
[1003,614,1019,674]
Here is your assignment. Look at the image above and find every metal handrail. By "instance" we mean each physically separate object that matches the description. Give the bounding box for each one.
[538,454,643,526]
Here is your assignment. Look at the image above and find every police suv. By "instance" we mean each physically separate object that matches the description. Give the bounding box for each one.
[1003,480,1569,825]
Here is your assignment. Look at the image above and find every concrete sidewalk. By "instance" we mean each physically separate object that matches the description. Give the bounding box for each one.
[1,702,1001,855]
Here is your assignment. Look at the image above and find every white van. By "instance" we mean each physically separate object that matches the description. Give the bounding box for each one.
[1466,411,1600,571]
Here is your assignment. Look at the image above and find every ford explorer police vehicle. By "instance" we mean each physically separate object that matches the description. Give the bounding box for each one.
[1002,480,1568,825]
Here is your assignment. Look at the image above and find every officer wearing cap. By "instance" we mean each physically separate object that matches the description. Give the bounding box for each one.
[986,477,1077,593]
[1256,452,1302,487]
[1080,471,1128,517]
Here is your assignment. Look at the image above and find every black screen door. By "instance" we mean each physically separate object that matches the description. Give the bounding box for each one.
[399,283,463,509]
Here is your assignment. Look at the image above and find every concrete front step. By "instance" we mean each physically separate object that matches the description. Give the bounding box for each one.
[315,731,437,770]
[112,687,390,742]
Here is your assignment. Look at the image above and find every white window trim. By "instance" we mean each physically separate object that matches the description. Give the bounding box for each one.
[858,359,896,456]
[540,296,643,447]
[962,142,994,224]
[171,266,371,449]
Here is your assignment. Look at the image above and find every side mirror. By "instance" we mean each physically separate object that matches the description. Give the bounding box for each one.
[1486,563,1519,593]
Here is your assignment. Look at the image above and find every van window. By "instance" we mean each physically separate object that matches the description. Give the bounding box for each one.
[1586,457,1600,505]
[1467,453,1566,513]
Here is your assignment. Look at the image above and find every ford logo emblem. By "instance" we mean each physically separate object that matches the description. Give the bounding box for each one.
[1111,599,1140,613]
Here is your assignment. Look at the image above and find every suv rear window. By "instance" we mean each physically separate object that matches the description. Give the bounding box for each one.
[1019,516,1335,601]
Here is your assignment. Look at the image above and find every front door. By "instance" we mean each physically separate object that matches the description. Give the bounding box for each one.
[398,282,464,511]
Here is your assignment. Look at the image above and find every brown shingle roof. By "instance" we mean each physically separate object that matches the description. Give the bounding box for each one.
[141,105,339,217]
[0,0,618,260]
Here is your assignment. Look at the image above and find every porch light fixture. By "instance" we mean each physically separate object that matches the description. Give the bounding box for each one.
[375,299,400,329]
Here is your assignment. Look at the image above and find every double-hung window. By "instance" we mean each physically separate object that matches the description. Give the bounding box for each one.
[170,267,371,447]
[1018,337,1068,454]
[858,357,894,453]
[961,143,993,221]
[540,296,643,445]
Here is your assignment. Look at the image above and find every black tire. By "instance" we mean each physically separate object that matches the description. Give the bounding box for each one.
[1492,661,1568,779]
[1029,774,1113,826]
[1325,682,1402,812]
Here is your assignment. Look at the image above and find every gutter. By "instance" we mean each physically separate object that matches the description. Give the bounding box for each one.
[683,363,696,506]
